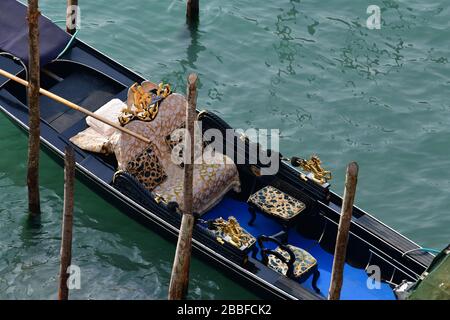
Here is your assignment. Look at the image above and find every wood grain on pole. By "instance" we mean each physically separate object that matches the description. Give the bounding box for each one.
[186,0,199,22]
[0,69,151,144]
[328,162,359,300]
[168,73,198,300]
[58,147,75,300]
[183,73,197,220]
[66,0,78,35]
[27,0,41,216]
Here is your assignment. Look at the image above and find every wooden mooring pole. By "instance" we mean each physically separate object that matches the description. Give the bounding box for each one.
[168,73,198,300]
[186,0,199,24]
[328,162,359,300]
[58,147,75,300]
[27,0,41,216]
[66,0,78,35]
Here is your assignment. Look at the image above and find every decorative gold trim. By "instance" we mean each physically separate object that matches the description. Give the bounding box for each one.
[119,82,172,126]
[296,155,332,185]
[299,173,308,182]
[154,193,168,205]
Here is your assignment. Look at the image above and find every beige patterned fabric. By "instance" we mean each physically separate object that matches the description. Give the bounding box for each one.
[111,93,241,214]
[153,153,241,214]
[69,127,113,154]
[164,122,213,168]
[70,99,125,154]
[112,93,188,170]
[248,186,306,221]
[86,98,125,136]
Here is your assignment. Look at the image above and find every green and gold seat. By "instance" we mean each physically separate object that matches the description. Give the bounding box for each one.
[258,235,321,294]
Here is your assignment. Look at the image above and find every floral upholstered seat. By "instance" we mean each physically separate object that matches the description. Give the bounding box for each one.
[110,92,241,215]
[267,244,317,278]
[248,186,306,221]
[152,154,241,215]
[258,235,321,294]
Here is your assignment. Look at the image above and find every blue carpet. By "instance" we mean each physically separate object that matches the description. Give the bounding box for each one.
[203,196,396,300]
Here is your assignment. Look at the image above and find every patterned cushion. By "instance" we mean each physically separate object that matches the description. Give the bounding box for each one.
[248,186,306,221]
[152,151,241,215]
[86,98,125,137]
[165,123,187,168]
[267,245,317,278]
[125,143,167,191]
[112,93,190,170]
[110,92,241,214]
[165,122,212,168]
[69,127,113,154]
[165,125,184,163]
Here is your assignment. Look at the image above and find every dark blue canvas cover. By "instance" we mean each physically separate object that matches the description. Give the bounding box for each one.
[0,0,70,66]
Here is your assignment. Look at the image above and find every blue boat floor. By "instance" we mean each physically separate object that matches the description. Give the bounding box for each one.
[203,196,396,300]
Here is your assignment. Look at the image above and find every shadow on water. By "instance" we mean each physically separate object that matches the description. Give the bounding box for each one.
[26,214,42,229]
[170,16,205,91]
[185,18,202,69]
[268,0,314,127]
[19,210,44,249]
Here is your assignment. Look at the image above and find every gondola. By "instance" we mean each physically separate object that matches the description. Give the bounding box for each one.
[0,0,436,300]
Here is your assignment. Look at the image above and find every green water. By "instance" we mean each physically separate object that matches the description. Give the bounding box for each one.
[1,0,449,299]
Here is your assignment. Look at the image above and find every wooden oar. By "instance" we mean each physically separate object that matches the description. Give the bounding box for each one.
[0,68,151,144]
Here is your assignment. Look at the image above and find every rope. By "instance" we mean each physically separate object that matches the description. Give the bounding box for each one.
[53,19,79,60]
[56,29,79,60]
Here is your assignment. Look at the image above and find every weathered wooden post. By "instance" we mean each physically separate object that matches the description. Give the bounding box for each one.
[186,0,199,24]
[328,162,359,300]
[58,147,75,300]
[168,73,198,300]
[27,0,41,216]
[66,0,78,35]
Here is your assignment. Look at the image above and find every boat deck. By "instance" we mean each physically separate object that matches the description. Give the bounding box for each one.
[204,196,396,300]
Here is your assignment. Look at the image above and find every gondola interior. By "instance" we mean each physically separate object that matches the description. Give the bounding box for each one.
[0,0,434,300]
[0,51,402,299]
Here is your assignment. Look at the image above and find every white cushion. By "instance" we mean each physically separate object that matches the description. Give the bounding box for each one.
[86,98,126,137]
[69,127,112,154]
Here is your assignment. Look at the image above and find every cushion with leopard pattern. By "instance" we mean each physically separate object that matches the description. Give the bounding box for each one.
[248,186,306,221]
[125,143,167,191]
[267,244,317,278]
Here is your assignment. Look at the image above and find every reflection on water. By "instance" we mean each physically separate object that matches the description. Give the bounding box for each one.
[167,18,206,93]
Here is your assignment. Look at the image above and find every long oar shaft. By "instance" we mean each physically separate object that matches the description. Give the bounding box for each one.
[0,68,151,144]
